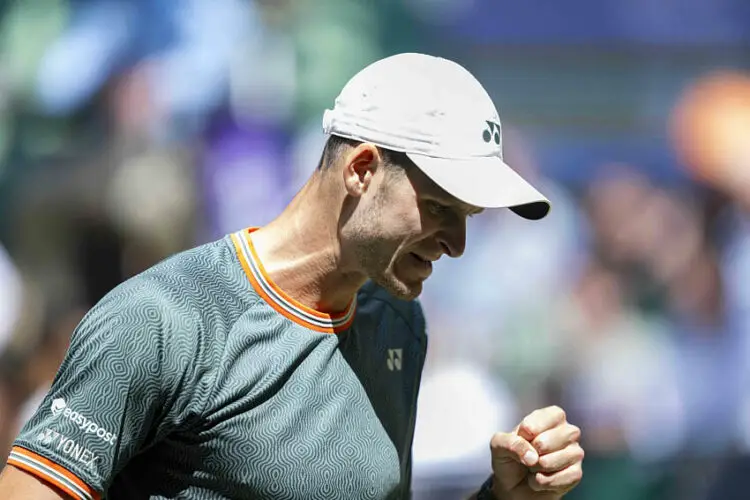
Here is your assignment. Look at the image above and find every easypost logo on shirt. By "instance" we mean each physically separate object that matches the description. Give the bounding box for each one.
[51,398,66,416]
[49,398,117,446]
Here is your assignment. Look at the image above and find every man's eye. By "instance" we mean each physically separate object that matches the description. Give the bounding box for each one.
[427,200,449,215]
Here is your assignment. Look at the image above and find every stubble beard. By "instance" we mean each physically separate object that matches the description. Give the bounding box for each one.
[351,228,423,301]
[349,177,423,301]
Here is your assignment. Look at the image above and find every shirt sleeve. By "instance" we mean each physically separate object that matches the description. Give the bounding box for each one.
[7,280,203,500]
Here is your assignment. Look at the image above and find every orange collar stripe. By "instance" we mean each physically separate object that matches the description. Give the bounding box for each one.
[231,229,356,334]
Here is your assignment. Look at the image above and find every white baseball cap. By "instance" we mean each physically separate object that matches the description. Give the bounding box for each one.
[322,53,550,220]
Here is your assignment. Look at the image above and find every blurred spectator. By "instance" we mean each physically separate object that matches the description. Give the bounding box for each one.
[35,0,257,140]
[667,68,750,499]
[0,244,22,355]
[557,257,684,463]
[671,69,750,453]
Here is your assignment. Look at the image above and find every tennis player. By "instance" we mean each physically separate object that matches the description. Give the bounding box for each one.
[0,53,583,500]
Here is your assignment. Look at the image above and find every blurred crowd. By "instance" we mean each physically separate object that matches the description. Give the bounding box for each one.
[0,1,750,499]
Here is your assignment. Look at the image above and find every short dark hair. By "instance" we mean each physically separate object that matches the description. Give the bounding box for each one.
[316,135,414,172]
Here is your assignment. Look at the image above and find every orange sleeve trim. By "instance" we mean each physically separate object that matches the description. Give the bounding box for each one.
[7,446,100,500]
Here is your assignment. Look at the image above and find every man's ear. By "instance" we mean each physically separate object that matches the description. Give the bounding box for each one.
[342,143,381,197]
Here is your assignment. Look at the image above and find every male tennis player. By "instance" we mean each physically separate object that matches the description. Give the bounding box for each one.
[0,53,583,499]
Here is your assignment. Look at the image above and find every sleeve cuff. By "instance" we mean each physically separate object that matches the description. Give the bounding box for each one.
[476,474,496,500]
[6,446,101,500]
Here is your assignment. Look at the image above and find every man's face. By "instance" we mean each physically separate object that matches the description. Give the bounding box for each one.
[346,152,482,300]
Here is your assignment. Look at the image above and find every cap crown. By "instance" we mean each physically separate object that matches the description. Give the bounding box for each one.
[323,53,503,160]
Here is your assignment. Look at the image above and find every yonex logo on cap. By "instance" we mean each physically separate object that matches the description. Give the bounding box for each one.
[483,121,501,145]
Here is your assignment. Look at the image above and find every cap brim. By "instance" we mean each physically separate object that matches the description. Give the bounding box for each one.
[405,153,551,220]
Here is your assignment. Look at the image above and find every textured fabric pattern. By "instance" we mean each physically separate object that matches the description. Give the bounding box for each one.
[10,230,428,499]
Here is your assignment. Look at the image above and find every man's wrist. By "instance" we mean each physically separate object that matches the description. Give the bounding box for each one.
[476,475,497,500]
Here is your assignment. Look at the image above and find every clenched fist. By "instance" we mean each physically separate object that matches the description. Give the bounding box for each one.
[488,405,584,499]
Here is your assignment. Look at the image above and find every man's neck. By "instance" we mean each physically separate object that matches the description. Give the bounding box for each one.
[249,179,366,314]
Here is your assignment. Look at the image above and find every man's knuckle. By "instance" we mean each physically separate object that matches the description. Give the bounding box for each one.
[540,455,560,471]
[491,432,524,456]
[528,475,546,492]
[550,405,566,420]
[569,424,581,440]
[521,417,537,435]
[530,407,544,417]
[512,436,529,453]
[537,472,553,487]
[533,434,549,452]
[489,432,505,450]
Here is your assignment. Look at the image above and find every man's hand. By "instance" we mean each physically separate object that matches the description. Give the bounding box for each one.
[490,405,583,499]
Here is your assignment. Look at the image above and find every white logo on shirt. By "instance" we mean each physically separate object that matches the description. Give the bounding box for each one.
[36,428,99,470]
[49,397,117,446]
[51,398,66,416]
[37,428,61,446]
[387,349,403,371]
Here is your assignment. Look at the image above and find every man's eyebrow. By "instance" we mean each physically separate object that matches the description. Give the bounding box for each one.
[430,192,484,216]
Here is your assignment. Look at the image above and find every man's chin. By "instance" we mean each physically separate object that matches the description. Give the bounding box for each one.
[391,286,422,302]
[374,274,424,301]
